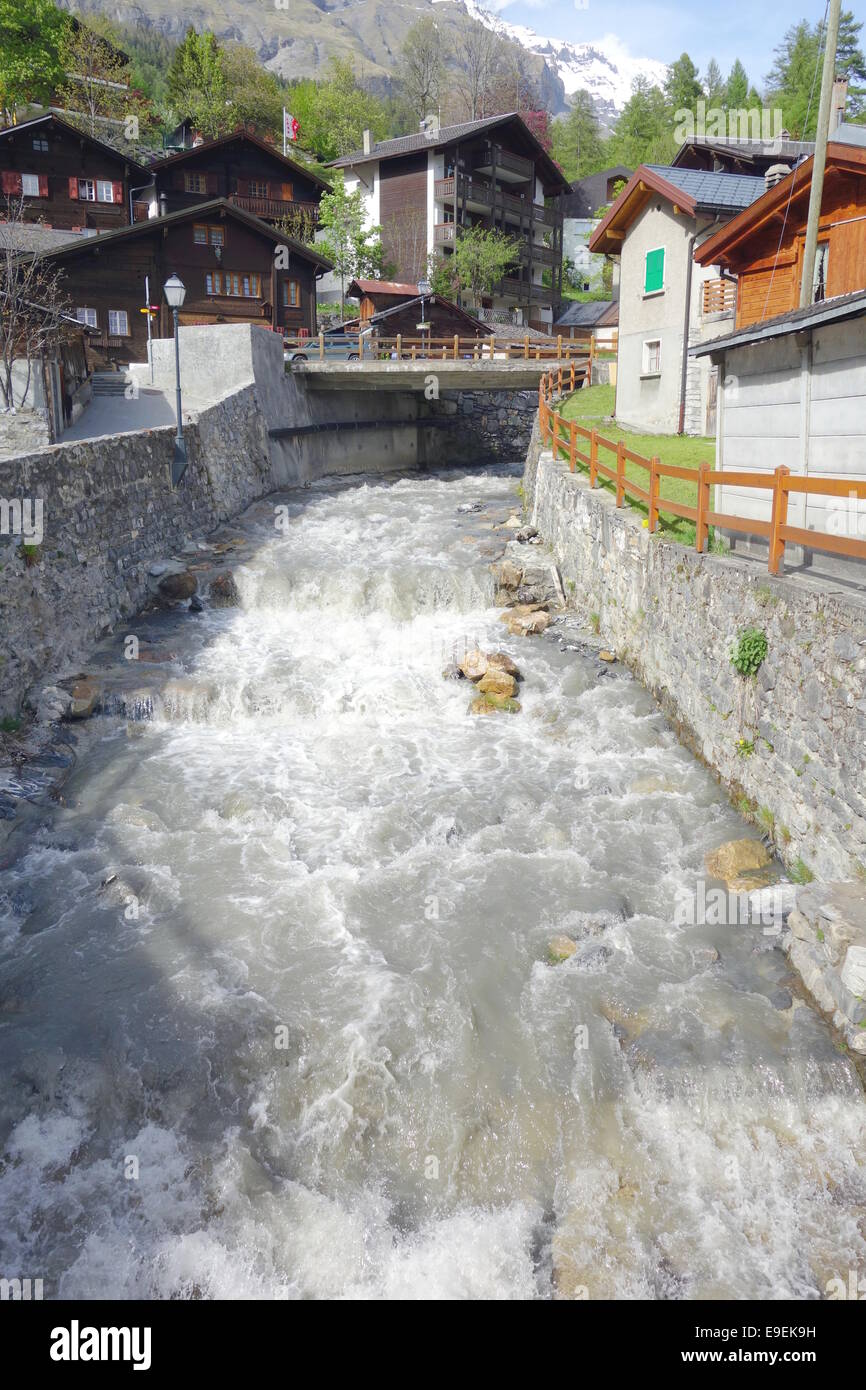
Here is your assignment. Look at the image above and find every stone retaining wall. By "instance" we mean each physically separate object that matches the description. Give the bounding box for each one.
[426,388,538,464]
[524,426,866,883]
[0,382,272,718]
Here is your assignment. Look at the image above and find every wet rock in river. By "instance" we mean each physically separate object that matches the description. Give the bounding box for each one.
[68,677,100,720]
[477,668,517,699]
[36,685,72,723]
[505,608,550,637]
[486,652,521,679]
[705,838,771,888]
[548,936,577,963]
[459,649,489,681]
[442,663,465,681]
[157,569,197,603]
[209,571,240,608]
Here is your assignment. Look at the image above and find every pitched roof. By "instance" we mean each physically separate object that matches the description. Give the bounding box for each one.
[672,136,815,170]
[691,288,866,356]
[562,167,632,219]
[348,278,419,298]
[554,299,619,328]
[694,141,866,268]
[0,223,93,253]
[328,113,571,194]
[589,163,766,254]
[361,293,491,333]
[149,129,331,191]
[22,199,333,271]
[0,112,151,179]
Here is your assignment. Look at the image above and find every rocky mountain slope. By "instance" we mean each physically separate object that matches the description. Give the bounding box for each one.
[55,0,667,121]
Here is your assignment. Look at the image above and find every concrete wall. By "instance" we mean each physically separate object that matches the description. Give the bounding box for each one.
[711,315,866,572]
[616,204,733,436]
[525,432,866,882]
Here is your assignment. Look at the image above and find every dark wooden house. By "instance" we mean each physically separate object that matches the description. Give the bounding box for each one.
[695,139,866,328]
[37,200,333,365]
[149,130,329,233]
[347,278,420,320]
[342,292,493,340]
[0,113,151,232]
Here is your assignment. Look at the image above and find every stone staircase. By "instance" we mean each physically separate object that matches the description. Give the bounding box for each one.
[91,371,129,398]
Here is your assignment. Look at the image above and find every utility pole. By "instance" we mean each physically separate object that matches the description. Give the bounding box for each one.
[800,0,842,307]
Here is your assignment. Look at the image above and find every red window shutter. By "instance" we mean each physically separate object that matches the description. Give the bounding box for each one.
[68,176,79,199]
[38,174,49,197]
[281,183,293,201]
[236,178,249,196]
[1,171,22,195]
[112,181,123,204]
[206,172,218,195]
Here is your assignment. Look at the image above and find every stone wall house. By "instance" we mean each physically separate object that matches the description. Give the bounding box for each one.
[589,165,766,436]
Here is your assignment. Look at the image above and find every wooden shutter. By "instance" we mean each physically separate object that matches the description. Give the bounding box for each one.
[1,171,22,194]
[112,180,123,204]
[206,172,218,194]
[644,248,665,294]
[281,182,293,201]
[38,174,49,197]
[173,170,185,190]
[236,178,250,196]
[68,176,79,199]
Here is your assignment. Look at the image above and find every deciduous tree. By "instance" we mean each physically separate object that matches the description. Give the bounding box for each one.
[317,178,384,316]
[0,0,69,119]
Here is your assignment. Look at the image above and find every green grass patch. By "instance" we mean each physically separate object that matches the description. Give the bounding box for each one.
[557,385,716,546]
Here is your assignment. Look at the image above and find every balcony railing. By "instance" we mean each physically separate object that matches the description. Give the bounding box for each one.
[229,194,319,225]
[434,175,558,226]
[702,277,737,316]
[434,222,457,246]
[472,143,533,183]
[498,277,551,304]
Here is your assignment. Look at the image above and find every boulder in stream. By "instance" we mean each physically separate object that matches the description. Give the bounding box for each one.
[209,571,240,608]
[478,668,517,699]
[705,839,772,888]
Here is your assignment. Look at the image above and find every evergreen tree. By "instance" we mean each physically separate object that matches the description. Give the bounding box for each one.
[551,90,605,181]
[609,78,675,167]
[167,29,227,138]
[665,53,703,117]
[725,59,750,110]
[703,59,726,109]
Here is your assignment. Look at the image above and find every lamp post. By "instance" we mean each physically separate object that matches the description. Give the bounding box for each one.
[163,273,187,485]
[417,278,432,357]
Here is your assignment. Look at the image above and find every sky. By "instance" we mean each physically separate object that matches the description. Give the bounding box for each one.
[483,0,840,89]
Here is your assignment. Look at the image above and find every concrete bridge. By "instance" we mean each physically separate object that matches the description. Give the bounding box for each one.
[291,359,587,393]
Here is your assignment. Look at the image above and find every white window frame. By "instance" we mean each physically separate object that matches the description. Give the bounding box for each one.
[21,173,40,197]
[32,137,49,152]
[641,338,662,377]
[108,309,129,336]
[97,180,115,203]
[76,307,98,328]
[78,179,96,202]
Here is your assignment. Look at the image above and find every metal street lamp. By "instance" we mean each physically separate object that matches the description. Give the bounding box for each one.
[417,278,432,356]
[163,273,187,485]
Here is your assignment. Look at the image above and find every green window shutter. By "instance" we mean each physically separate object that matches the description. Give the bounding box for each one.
[644,248,665,293]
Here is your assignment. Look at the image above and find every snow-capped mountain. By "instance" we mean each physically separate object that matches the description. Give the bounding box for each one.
[458,0,669,123]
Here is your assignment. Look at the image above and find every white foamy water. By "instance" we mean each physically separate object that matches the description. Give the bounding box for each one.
[1,467,864,1300]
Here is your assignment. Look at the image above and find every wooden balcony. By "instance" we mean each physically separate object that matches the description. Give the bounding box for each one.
[702,277,737,316]
[434,174,557,227]
[472,143,533,184]
[434,222,457,246]
[498,277,551,304]
[229,194,319,225]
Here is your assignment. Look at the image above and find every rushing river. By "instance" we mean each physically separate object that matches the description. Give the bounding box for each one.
[1,463,865,1301]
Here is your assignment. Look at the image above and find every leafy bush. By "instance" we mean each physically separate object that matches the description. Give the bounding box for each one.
[731,627,768,678]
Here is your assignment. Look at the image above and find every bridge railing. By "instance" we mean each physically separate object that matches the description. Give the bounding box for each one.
[285,332,594,368]
[538,368,866,576]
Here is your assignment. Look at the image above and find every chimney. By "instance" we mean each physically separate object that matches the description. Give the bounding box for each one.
[832,76,848,132]
[362,128,372,156]
[765,163,791,191]
[159,191,168,217]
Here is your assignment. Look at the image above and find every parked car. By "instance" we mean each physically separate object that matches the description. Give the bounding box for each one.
[285,327,374,363]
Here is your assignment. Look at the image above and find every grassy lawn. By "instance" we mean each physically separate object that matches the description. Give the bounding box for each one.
[557,384,716,546]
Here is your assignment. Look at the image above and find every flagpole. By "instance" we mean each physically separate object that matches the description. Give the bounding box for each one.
[283,107,287,158]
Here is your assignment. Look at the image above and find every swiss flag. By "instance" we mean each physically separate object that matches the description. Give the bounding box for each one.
[284,111,299,143]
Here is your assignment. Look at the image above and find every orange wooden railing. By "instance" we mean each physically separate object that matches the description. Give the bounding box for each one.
[701,277,737,315]
[285,333,594,368]
[538,369,866,575]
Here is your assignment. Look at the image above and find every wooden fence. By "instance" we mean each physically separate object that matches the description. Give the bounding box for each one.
[285,332,594,367]
[539,369,866,575]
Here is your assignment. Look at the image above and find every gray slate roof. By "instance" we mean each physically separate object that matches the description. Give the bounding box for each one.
[0,224,92,253]
[836,122,866,148]
[329,114,511,167]
[554,300,617,328]
[646,165,767,212]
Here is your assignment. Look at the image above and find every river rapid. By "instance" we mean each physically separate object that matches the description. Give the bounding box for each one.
[1,463,864,1300]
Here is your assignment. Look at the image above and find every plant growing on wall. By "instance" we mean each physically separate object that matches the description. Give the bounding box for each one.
[730,627,768,678]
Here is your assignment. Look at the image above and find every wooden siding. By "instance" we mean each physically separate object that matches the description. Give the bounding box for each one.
[379,153,428,282]
[732,169,866,329]
[154,139,323,220]
[0,118,141,231]
[50,213,319,365]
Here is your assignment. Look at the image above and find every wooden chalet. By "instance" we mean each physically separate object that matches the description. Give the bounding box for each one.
[694,140,866,328]
[35,200,333,366]
[148,130,330,232]
[0,113,151,232]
